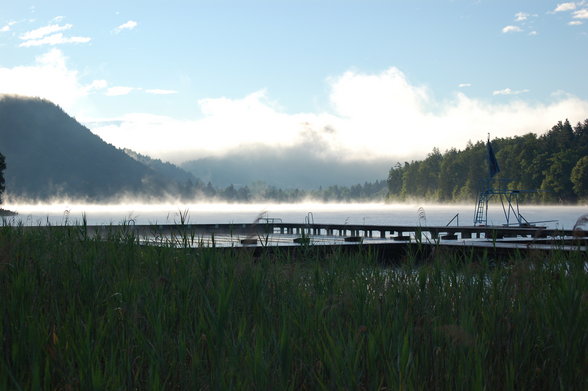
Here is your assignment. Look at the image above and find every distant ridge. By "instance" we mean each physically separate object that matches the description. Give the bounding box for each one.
[123,148,197,184]
[0,95,174,201]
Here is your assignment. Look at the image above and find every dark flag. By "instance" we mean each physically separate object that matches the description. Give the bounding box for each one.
[487,137,500,178]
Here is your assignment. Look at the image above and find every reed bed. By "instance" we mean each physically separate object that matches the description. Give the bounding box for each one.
[0,224,586,390]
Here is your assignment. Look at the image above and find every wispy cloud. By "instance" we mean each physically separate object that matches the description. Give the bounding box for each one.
[493,88,530,96]
[113,20,138,34]
[554,2,577,12]
[503,11,539,35]
[105,87,177,96]
[1,21,16,32]
[458,83,472,88]
[20,33,91,47]
[19,23,90,47]
[145,89,178,95]
[551,2,588,26]
[20,23,72,40]
[85,79,108,93]
[502,25,522,33]
[105,86,135,96]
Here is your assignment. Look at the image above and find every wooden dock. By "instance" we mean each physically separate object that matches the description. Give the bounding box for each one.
[84,221,578,242]
[17,221,586,262]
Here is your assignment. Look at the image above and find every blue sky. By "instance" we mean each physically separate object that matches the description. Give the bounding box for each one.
[1,0,587,163]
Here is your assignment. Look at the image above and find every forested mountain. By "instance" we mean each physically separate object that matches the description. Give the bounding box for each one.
[0,95,178,201]
[123,148,197,184]
[387,119,588,203]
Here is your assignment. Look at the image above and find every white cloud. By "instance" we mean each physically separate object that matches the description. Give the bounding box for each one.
[458,83,472,88]
[87,68,588,163]
[1,21,16,32]
[493,88,530,96]
[0,49,92,111]
[85,79,108,92]
[105,86,135,96]
[146,89,178,95]
[569,20,583,25]
[554,2,577,12]
[19,33,91,47]
[2,53,587,163]
[515,12,529,21]
[113,20,138,33]
[502,25,522,33]
[573,9,588,18]
[20,23,72,40]
[19,23,90,47]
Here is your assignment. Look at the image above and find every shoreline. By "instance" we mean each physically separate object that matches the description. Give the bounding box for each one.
[0,208,18,216]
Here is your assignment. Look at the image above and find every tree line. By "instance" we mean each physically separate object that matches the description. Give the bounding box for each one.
[387,119,588,203]
[171,179,388,203]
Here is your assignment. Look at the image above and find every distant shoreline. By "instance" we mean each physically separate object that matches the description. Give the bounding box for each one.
[0,208,17,216]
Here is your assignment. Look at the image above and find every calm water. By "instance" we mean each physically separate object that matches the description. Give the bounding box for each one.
[3,202,587,230]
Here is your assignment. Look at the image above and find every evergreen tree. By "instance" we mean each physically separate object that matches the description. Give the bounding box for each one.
[571,156,588,198]
[386,118,588,203]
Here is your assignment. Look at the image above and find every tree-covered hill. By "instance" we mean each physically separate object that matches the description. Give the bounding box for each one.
[0,95,387,203]
[123,148,197,184]
[387,119,588,203]
[0,95,176,201]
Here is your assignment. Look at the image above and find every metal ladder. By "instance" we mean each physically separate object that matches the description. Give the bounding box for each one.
[474,190,490,226]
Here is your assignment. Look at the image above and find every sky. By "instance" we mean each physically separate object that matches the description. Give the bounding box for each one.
[1,0,587,165]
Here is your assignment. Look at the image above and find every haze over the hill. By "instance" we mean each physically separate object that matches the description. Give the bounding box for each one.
[180,145,389,189]
[0,95,389,201]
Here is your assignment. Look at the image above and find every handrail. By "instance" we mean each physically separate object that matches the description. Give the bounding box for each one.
[446,213,459,227]
[259,217,282,224]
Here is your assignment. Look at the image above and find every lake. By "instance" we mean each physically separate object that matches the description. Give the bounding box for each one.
[3,202,587,230]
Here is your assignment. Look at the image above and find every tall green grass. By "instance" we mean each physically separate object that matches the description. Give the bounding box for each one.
[0,224,586,389]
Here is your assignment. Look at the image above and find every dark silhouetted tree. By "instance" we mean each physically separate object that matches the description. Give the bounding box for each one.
[0,152,5,203]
